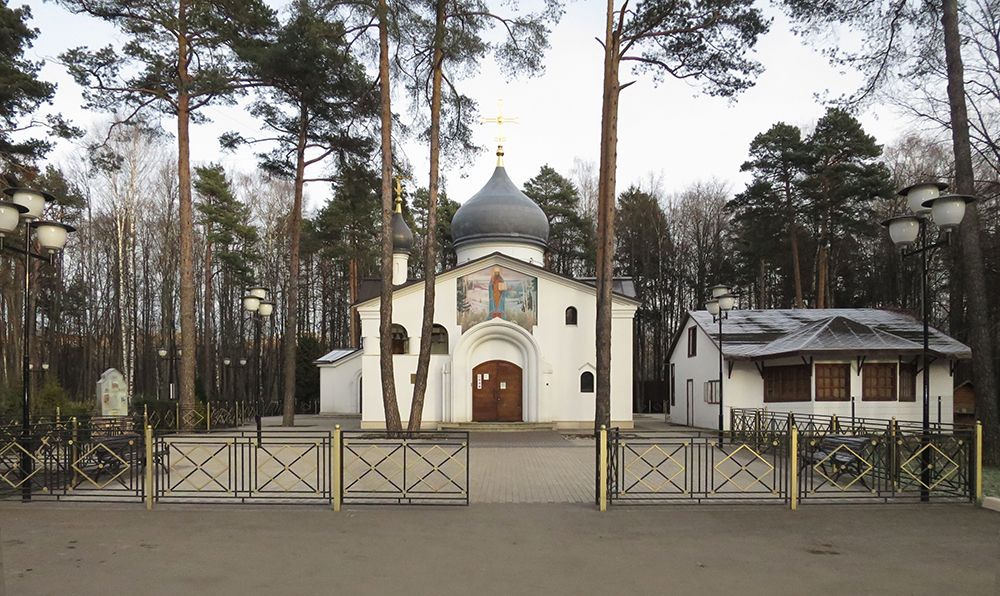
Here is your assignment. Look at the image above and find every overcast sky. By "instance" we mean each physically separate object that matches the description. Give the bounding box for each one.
[22,1,920,213]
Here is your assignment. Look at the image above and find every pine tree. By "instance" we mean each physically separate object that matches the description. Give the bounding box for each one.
[58,0,275,428]
[0,3,79,177]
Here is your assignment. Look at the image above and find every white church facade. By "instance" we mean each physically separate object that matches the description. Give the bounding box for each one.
[317,155,638,429]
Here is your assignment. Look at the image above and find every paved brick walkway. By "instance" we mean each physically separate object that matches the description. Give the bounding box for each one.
[468,431,595,504]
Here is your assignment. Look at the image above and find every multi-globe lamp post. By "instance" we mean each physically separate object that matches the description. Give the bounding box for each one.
[705,285,735,437]
[156,346,182,401]
[0,187,76,501]
[882,182,974,501]
[242,286,273,446]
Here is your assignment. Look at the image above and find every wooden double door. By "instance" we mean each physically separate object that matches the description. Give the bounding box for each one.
[472,360,523,422]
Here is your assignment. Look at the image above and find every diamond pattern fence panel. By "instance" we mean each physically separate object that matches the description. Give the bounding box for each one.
[605,429,790,504]
[341,430,469,505]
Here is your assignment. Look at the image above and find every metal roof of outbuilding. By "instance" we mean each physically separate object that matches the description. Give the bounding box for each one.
[678,309,971,360]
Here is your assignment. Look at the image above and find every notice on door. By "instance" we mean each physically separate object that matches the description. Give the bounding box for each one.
[477,374,482,389]
[500,382,507,390]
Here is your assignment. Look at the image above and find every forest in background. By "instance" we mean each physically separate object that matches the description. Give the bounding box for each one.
[0,0,997,430]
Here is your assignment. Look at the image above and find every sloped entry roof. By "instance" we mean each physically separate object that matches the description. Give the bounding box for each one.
[314,348,361,365]
[684,308,971,360]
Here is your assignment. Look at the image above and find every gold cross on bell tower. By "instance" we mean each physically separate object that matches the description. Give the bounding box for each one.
[481,99,518,166]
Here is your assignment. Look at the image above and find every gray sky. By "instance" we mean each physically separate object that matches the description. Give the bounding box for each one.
[23,1,916,212]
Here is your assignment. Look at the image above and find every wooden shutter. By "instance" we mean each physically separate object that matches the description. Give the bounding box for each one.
[815,363,850,401]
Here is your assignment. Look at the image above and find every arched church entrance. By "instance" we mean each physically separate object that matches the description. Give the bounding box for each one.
[472,360,523,422]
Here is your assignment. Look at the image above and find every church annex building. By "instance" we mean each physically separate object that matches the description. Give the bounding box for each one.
[316,155,638,429]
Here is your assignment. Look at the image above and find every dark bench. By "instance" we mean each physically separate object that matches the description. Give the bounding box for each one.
[802,435,872,489]
[74,432,166,486]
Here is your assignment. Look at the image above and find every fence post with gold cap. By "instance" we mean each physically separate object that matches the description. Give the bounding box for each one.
[70,417,79,486]
[145,425,154,510]
[790,426,798,511]
[143,404,149,429]
[333,425,342,512]
[206,401,211,432]
[599,425,608,512]
[175,402,180,431]
[975,421,983,505]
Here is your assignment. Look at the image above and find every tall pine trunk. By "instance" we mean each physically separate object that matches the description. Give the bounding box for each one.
[202,230,213,401]
[408,0,445,432]
[377,0,402,431]
[942,0,999,463]
[595,0,621,433]
[177,0,197,428]
[282,105,308,427]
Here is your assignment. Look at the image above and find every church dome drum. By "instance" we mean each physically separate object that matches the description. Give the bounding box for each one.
[451,166,549,260]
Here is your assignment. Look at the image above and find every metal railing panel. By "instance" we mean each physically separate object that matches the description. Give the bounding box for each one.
[341,430,469,505]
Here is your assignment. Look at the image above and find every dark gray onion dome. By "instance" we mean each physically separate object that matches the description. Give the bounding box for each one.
[391,209,413,254]
[451,166,549,249]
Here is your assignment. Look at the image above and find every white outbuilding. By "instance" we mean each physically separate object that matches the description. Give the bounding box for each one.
[317,151,638,429]
[666,308,972,429]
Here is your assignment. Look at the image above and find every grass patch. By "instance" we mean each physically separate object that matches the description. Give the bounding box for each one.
[983,466,1000,498]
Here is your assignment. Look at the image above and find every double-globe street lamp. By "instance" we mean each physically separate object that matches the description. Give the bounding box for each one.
[882,182,974,501]
[705,285,736,437]
[157,346,182,401]
[0,187,75,501]
[242,286,273,446]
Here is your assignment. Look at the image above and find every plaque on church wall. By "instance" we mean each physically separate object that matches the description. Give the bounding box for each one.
[457,265,537,332]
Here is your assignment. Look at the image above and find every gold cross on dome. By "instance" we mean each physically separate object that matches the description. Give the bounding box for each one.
[481,99,518,165]
[393,176,405,213]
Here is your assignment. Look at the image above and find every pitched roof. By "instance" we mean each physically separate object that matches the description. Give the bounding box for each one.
[676,308,970,360]
[314,348,361,365]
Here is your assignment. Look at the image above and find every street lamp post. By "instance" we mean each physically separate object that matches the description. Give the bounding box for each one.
[157,346,182,401]
[1,187,75,501]
[883,182,975,501]
[242,286,272,447]
[222,357,231,402]
[706,285,736,439]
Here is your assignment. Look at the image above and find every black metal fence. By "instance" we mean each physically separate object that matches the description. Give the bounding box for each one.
[1,421,471,508]
[341,430,469,505]
[603,428,790,504]
[154,430,333,504]
[600,415,981,506]
[0,421,145,502]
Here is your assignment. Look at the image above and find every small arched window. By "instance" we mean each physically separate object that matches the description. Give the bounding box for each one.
[580,371,595,393]
[565,306,578,326]
[431,324,449,355]
[390,324,408,355]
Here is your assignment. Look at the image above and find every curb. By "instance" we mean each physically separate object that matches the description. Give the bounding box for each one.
[983,496,1000,513]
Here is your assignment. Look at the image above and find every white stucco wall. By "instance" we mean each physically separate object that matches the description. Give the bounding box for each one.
[669,317,958,429]
[318,351,363,415]
[351,255,637,429]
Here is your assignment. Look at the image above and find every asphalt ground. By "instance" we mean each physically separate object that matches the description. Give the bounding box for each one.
[1,503,997,596]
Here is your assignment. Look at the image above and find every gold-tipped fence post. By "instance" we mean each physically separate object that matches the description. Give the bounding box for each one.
[599,425,608,512]
[55,406,61,425]
[175,402,180,431]
[206,402,211,432]
[790,426,798,511]
[143,404,149,429]
[145,425,154,511]
[975,421,983,505]
[70,417,79,487]
[333,424,342,512]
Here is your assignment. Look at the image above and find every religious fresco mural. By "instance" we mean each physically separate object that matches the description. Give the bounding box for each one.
[457,265,537,332]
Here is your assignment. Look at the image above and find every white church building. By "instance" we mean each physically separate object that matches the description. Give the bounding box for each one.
[317,152,638,429]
